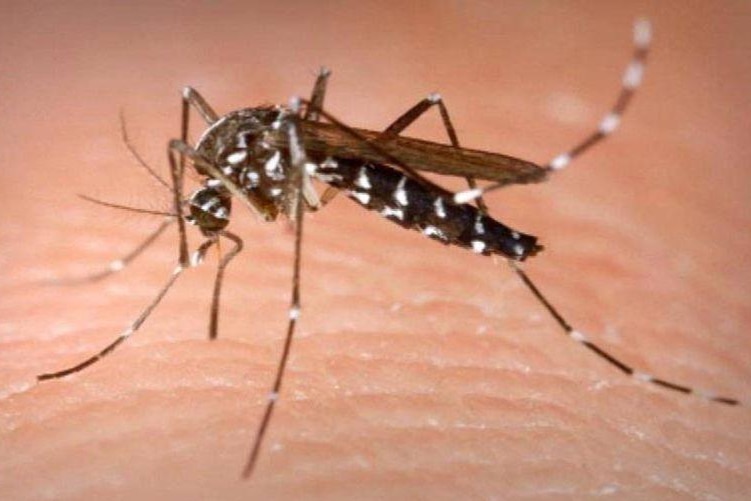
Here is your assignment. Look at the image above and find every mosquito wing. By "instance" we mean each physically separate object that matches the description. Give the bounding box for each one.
[267,121,549,187]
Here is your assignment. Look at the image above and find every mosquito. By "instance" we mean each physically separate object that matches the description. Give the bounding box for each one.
[38,19,745,479]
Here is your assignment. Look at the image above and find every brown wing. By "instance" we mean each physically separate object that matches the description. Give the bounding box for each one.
[268,121,549,187]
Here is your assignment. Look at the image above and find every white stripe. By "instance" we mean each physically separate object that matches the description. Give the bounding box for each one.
[569,329,588,343]
[622,61,644,89]
[190,250,203,267]
[355,166,372,189]
[288,306,300,320]
[227,150,248,165]
[350,191,371,205]
[320,157,338,169]
[633,19,652,49]
[264,150,282,177]
[305,162,318,176]
[693,388,716,400]
[380,206,405,220]
[474,215,485,235]
[108,259,125,272]
[434,197,446,218]
[394,177,409,206]
[422,225,448,240]
[598,113,621,135]
[453,188,482,204]
[549,153,571,170]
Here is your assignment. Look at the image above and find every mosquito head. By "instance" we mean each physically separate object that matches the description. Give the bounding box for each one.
[186,186,232,235]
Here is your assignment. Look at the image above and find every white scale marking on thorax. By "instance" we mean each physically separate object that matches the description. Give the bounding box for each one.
[264,150,283,179]
[350,191,371,205]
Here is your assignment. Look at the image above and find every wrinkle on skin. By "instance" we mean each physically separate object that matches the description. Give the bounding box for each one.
[1,2,751,500]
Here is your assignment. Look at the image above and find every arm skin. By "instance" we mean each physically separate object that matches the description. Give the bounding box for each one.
[1,2,750,499]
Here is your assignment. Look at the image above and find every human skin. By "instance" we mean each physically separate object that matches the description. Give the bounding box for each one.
[1,2,750,500]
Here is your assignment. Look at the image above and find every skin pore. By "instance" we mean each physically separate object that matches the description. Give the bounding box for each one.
[1,2,750,499]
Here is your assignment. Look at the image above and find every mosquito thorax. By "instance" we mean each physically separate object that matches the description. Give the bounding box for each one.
[194,106,294,221]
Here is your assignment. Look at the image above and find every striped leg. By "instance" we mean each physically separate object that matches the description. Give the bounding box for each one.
[302,67,341,210]
[207,231,244,340]
[381,93,489,212]
[36,88,225,379]
[36,240,215,381]
[299,99,455,196]
[45,217,174,285]
[454,18,652,204]
[170,87,221,266]
[242,99,310,479]
[45,110,180,285]
[303,66,331,122]
[507,260,742,406]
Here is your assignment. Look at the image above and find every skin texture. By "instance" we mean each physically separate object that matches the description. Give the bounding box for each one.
[1,1,750,499]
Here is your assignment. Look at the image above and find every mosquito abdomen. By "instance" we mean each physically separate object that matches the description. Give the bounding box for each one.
[316,158,541,260]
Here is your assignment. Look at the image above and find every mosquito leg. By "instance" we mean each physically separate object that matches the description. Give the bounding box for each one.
[207,231,244,341]
[37,260,191,381]
[299,67,345,212]
[47,218,175,285]
[507,260,743,407]
[303,67,331,122]
[168,141,189,268]
[38,230,219,380]
[380,93,489,212]
[305,187,340,213]
[181,86,220,127]
[166,87,221,266]
[122,86,218,193]
[49,104,182,284]
[299,67,333,211]
[543,19,651,173]
[299,99,451,196]
[242,100,309,479]
[454,19,652,204]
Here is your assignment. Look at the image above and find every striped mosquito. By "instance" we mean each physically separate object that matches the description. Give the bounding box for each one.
[38,19,745,479]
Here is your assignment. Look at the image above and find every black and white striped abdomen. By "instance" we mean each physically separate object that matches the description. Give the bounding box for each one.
[315,158,542,260]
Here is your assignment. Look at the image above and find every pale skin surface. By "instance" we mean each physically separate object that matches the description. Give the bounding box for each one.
[1,2,750,500]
